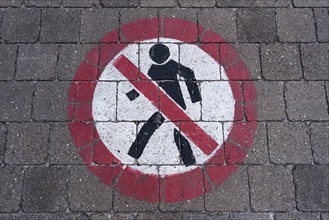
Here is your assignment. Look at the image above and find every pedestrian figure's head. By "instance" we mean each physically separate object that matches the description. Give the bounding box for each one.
[149,44,170,64]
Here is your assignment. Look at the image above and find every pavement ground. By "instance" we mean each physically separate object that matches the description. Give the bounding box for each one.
[0,0,328,220]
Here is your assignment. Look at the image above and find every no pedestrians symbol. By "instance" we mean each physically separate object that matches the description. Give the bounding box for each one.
[68,18,258,203]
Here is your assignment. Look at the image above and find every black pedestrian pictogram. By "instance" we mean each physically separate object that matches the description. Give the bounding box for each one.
[126,44,202,166]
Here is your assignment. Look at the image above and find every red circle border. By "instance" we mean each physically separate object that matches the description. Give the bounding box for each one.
[68,18,258,203]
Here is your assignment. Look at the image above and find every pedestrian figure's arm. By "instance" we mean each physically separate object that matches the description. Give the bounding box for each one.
[178,65,202,103]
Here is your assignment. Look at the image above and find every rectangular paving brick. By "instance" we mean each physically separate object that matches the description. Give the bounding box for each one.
[243,123,269,164]
[0,166,24,212]
[261,43,302,80]
[0,44,17,81]
[0,124,7,155]
[141,0,177,7]
[268,122,313,164]
[294,165,329,211]
[49,123,83,164]
[293,0,329,7]
[91,213,135,220]
[246,81,285,121]
[159,194,204,212]
[101,0,139,7]
[310,122,329,164]
[41,9,80,42]
[63,0,99,7]
[25,0,61,7]
[276,9,316,42]
[33,82,70,121]
[57,44,95,80]
[198,9,237,43]
[301,43,329,80]
[0,8,40,43]
[249,165,295,211]
[315,8,329,42]
[16,44,58,80]
[68,165,113,211]
[286,81,329,121]
[216,0,291,7]
[22,166,69,212]
[0,82,34,121]
[0,213,89,220]
[205,167,249,211]
[81,9,119,43]
[183,212,272,220]
[237,8,276,43]
[5,123,49,164]
[137,212,182,220]
[275,212,321,220]
[179,0,215,7]
[0,0,22,7]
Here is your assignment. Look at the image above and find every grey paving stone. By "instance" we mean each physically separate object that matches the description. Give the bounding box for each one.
[0,166,24,212]
[315,8,329,42]
[0,44,17,81]
[22,166,69,212]
[16,44,58,80]
[0,0,22,7]
[198,9,237,42]
[275,212,320,220]
[244,123,269,164]
[41,9,80,43]
[114,190,159,212]
[294,165,329,211]
[137,212,182,220]
[64,0,99,7]
[205,167,249,211]
[0,213,89,220]
[5,123,49,164]
[0,82,34,121]
[58,44,95,80]
[237,8,276,43]
[68,165,113,211]
[216,0,291,7]
[179,0,215,7]
[276,9,316,42]
[293,0,329,7]
[141,0,177,7]
[159,196,204,212]
[286,81,329,121]
[0,124,7,155]
[1,8,40,43]
[33,82,70,121]
[231,43,261,79]
[49,123,83,164]
[322,213,329,220]
[310,122,329,164]
[251,81,286,121]
[301,43,329,80]
[268,122,313,164]
[183,212,272,220]
[261,43,302,80]
[81,9,119,43]
[91,213,136,220]
[249,165,295,211]
[101,0,139,7]
[25,0,61,7]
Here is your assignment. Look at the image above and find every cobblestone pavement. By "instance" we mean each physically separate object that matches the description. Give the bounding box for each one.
[0,0,329,220]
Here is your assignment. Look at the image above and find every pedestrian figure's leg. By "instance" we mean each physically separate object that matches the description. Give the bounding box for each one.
[174,128,196,166]
[128,112,165,159]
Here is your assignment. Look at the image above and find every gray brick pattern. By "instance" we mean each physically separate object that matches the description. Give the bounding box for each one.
[0,1,328,219]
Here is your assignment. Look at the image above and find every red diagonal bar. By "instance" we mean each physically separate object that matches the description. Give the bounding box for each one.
[113,55,218,156]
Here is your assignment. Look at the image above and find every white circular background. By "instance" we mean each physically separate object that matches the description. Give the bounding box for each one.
[92,38,235,176]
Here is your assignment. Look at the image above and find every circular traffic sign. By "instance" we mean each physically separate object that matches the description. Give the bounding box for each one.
[68,18,258,203]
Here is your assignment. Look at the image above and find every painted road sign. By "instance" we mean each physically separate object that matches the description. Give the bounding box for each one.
[68,18,258,203]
